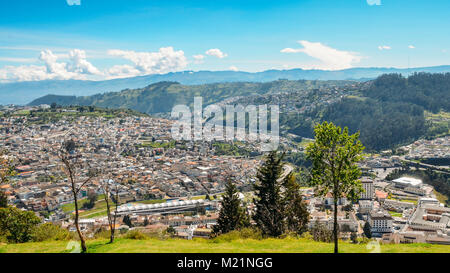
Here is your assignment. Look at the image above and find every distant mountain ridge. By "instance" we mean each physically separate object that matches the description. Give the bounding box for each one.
[3,65,450,105]
[28,80,354,114]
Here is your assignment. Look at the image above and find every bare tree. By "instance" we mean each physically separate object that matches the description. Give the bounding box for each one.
[100,174,121,244]
[57,139,97,252]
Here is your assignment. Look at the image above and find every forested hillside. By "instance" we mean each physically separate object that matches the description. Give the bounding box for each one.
[30,73,450,151]
[284,73,450,151]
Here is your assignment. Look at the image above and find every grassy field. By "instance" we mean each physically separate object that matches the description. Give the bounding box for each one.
[1,237,449,253]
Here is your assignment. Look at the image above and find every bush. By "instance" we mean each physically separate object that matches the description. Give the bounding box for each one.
[211,228,263,243]
[94,228,111,240]
[124,230,148,240]
[32,222,71,242]
[300,231,313,240]
[310,221,333,243]
[0,206,41,243]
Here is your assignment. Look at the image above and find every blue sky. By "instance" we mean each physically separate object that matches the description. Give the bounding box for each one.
[1,0,450,82]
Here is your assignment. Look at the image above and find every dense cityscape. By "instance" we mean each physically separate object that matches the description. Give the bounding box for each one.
[1,104,448,245]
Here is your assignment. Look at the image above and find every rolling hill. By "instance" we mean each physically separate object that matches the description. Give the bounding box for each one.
[4,65,450,105]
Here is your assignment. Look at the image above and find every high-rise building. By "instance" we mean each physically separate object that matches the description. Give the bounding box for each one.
[360,178,374,200]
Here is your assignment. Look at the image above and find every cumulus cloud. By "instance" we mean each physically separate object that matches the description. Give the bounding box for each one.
[281,40,362,70]
[68,49,101,75]
[0,65,47,82]
[193,54,205,64]
[408,45,415,49]
[205,48,227,59]
[378,45,391,50]
[0,49,101,82]
[107,47,187,78]
[229,66,239,71]
[106,64,141,79]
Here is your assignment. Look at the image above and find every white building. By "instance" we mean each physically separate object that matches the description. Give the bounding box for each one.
[368,210,393,236]
[360,178,374,200]
[392,177,422,189]
[358,200,373,215]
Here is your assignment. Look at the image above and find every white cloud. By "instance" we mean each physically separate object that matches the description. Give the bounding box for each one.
[66,0,81,6]
[378,45,391,50]
[106,64,141,79]
[193,54,205,64]
[68,49,101,75]
[107,47,187,78]
[205,48,228,59]
[367,0,381,6]
[0,49,101,82]
[0,65,54,82]
[280,40,362,70]
[229,66,239,71]
[408,45,415,49]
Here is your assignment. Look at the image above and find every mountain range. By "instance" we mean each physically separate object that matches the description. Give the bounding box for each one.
[3,65,450,105]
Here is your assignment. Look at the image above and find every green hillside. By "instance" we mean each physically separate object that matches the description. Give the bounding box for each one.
[29,73,450,151]
[1,237,449,253]
[29,80,353,114]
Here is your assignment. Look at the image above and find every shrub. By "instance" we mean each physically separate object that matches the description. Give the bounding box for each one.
[211,228,263,243]
[32,222,71,242]
[300,231,313,240]
[0,206,41,243]
[94,228,111,240]
[124,230,148,240]
[310,221,333,243]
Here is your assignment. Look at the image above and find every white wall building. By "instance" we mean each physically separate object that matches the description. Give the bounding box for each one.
[360,178,374,200]
[369,210,393,235]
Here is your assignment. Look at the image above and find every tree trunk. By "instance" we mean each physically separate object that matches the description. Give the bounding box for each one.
[333,196,338,254]
[110,190,119,244]
[103,193,114,244]
[73,192,87,252]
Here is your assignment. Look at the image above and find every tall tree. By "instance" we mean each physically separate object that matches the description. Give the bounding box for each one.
[306,121,365,253]
[213,178,250,235]
[283,173,309,235]
[253,151,285,237]
[57,139,97,252]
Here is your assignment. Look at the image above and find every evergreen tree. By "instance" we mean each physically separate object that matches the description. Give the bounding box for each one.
[363,222,372,239]
[0,190,7,208]
[283,173,309,235]
[123,215,133,227]
[253,151,285,237]
[213,178,250,235]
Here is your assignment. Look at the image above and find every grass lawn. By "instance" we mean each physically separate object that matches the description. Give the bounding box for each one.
[1,237,449,253]
[400,199,418,205]
[388,211,403,217]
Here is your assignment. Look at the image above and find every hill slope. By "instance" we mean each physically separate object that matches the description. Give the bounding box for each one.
[29,80,353,114]
[4,65,450,105]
